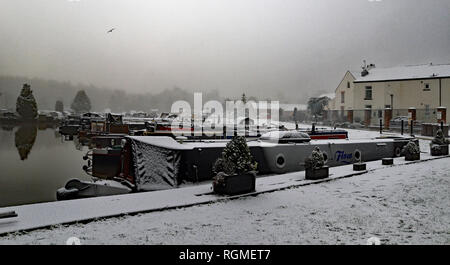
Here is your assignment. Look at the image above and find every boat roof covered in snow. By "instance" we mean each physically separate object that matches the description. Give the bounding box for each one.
[259,131,311,143]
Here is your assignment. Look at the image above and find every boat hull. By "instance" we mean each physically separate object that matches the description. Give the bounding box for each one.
[120,136,414,190]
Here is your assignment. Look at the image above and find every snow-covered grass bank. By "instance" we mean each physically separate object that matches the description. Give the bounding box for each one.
[1,157,449,245]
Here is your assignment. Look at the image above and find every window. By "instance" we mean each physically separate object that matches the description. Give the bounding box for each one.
[385,105,391,109]
[365,86,372,100]
[365,105,372,109]
[347,81,350,88]
[423,83,431,91]
[341,91,345,103]
[425,105,430,115]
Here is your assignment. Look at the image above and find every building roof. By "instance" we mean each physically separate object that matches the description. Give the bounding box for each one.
[353,63,450,83]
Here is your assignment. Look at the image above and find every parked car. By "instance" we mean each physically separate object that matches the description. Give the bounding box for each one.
[390,116,408,126]
[390,116,421,126]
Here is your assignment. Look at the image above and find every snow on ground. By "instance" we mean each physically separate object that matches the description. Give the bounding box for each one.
[1,157,449,245]
[0,124,446,244]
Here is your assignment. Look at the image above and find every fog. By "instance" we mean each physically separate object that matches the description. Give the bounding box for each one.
[1,0,449,104]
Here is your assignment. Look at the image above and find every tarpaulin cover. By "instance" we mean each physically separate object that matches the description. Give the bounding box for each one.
[107,113,123,124]
[129,137,181,191]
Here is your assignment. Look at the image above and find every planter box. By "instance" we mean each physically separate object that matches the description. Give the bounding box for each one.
[305,166,329,180]
[430,144,449,156]
[213,172,256,195]
[353,162,366,171]
[405,152,420,161]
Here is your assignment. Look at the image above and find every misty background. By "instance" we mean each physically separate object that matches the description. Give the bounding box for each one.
[1,0,449,112]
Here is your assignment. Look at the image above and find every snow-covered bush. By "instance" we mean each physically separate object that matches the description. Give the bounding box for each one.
[304,146,325,170]
[212,136,257,190]
[403,140,420,156]
[213,136,257,176]
[430,129,449,155]
[212,158,235,175]
[431,129,449,146]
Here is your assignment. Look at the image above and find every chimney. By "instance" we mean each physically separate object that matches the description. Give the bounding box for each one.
[361,61,375,77]
[361,69,369,77]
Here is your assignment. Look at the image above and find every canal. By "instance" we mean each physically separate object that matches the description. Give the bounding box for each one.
[0,124,90,207]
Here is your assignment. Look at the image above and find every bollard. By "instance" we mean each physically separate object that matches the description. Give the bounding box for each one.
[379,119,383,134]
[401,120,404,135]
[382,158,394,165]
[353,162,367,171]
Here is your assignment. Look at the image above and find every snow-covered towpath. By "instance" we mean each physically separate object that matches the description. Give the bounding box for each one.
[1,156,449,245]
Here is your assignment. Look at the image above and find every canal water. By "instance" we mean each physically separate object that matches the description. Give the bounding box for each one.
[0,124,90,207]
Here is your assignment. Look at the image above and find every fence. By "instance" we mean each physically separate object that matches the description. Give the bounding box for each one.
[282,107,448,136]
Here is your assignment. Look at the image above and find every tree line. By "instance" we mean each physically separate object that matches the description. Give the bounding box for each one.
[0,76,224,113]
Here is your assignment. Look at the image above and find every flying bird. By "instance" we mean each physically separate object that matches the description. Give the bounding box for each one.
[107,28,115,33]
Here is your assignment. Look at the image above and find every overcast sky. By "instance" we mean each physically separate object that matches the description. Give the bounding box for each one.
[1,0,449,101]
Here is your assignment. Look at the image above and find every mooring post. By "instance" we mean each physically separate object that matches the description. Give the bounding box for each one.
[401,120,404,135]
[379,119,382,134]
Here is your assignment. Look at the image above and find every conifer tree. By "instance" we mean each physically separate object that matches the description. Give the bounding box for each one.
[221,136,257,174]
[16,83,38,120]
[71,90,91,113]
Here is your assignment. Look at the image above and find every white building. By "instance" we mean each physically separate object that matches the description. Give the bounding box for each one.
[328,63,450,111]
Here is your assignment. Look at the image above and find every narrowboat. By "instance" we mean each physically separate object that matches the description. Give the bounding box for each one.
[56,130,414,200]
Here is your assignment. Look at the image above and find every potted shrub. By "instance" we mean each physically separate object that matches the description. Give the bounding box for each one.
[403,140,420,161]
[212,136,258,195]
[430,129,449,156]
[304,146,329,180]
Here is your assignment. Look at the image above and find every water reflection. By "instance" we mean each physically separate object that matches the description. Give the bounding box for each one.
[14,125,37,160]
[0,124,90,207]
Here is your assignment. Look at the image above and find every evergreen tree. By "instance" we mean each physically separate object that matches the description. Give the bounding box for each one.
[71,90,91,113]
[241,93,247,104]
[55,100,64,112]
[221,136,257,174]
[16,83,38,120]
